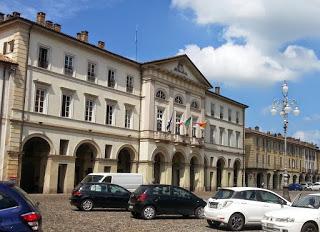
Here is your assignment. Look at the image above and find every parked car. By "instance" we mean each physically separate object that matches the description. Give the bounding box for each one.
[301,183,312,190]
[80,173,143,192]
[128,184,206,220]
[262,193,320,232]
[204,187,290,231]
[288,183,303,191]
[70,182,131,211]
[309,182,320,191]
[0,181,42,232]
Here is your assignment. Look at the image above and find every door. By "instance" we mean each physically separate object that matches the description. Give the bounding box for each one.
[171,187,196,215]
[88,184,111,208]
[108,184,130,208]
[256,190,286,215]
[149,186,173,214]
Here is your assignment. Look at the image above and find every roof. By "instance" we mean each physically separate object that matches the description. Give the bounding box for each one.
[206,90,248,109]
[0,54,18,65]
[143,54,213,88]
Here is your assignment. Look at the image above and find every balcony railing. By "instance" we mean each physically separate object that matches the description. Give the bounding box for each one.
[64,66,73,76]
[190,137,204,147]
[154,131,172,142]
[126,86,133,93]
[38,60,48,69]
[87,74,96,82]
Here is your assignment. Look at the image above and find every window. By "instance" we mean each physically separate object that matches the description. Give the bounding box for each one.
[87,62,96,82]
[34,88,47,113]
[59,139,69,155]
[85,98,95,122]
[172,187,192,199]
[236,111,240,124]
[157,109,163,131]
[126,75,134,93]
[210,103,215,117]
[258,190,283,204]
[175,113,182,135]
[174,96,183,104]
[109,185,127,194]
[61,94,72,118]
[228,108,232,121]
[106,104,113,125]
[125,108,132,129]
[209,125,216,144]
[228,159,231,167]
[219,127,224,145]
[104,166,111,172]
[64,55,74,76]
[156,90,166,100]
[234,190,258,201]
[220,106,224,119]
[107,69,115,88]
[191,100,199,109]
[90,184,108,193]
[38,46,49,69]
[268,155,271,165]
[105,145,112,159]
[3,40,14,54]
[192,117,197,137]
[150,186,171,196]
[103,176,112,183]
[228,130,233,146]
[0,192,18,210]
[236,132,240,148]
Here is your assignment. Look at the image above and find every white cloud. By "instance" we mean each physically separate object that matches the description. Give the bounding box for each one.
[172,0,320,86]
[303,114,320,122]
[293,130,320,146]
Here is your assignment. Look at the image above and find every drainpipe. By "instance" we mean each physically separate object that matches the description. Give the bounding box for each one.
[0,66,7,143]
[242,108,246,187]
[17,24,33,185]
[136,64,142,174]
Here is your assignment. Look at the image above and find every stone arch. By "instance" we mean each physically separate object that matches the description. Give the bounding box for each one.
[73,139,101,157]
[74,141,98,186]
[151,146,170,163]
[190,155,201,191]
[216,157,226,189]
[293,175,297,183]
[233,159,241,187]
[21,136,51,193]
[172,152,186,187]
[22,133,55,155]
[116,145,137,173]
[153,152,166,184]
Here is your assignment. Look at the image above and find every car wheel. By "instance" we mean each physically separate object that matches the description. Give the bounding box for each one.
[228,213,245,231]
[194,206,204,219]
[141,206,156,220]
[131,211,140,218]
[207,219,220,228]
[301,222,318,232]
[80,199,94,211]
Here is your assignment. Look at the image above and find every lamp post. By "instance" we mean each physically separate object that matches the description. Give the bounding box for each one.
[270,81,300,201]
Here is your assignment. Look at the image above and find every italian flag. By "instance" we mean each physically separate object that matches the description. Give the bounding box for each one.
[184,116,192,127]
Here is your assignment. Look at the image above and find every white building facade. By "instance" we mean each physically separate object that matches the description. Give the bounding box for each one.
[0,12,247,193]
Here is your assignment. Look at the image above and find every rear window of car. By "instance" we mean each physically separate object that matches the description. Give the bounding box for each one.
[0,191,18,210]
[213,189,234,199]
[13,186,37,209]
[81,175,104,183]
[133,186,149,195]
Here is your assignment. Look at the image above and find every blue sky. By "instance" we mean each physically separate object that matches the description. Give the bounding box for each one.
[2,0,320,145]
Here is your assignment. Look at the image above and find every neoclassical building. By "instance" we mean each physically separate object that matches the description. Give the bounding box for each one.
[0,11,247,193]
[245,127,320,190]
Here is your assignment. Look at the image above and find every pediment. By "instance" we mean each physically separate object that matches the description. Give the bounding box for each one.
[143,55,212,89]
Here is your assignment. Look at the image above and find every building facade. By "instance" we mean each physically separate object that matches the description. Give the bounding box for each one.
[0,11,247,193]
[245,127,320,190]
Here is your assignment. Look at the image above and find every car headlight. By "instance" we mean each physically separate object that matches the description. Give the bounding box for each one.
[275,217,295,223]
[218,201,233,209]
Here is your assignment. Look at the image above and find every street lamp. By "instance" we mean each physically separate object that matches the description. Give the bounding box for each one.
[270,80,300,201]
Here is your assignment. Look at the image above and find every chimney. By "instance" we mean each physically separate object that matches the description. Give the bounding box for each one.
[254,126,260,131]
[215,86,220,95]
[76,33,81,40]
[45,20,53,29]
[12,11,21,17]
[80,31,88,42]
[53,23,61,32]
[0,13,4,22]
[98,41,105,49]
[36,12,46,25]
[6,14,13,20]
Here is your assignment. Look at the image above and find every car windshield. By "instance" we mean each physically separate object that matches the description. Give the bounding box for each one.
[292,195,320,209]
[81,175,104,183]
[213,189,234,199]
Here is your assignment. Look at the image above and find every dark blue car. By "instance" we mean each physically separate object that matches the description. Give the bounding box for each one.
[288,183,303,191]
[0,181,42,232]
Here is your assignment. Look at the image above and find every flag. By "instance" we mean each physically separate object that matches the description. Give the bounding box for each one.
[184,116,191,127]
[177,112,184,125]
[166,112,173,131]
[197,121,207,128]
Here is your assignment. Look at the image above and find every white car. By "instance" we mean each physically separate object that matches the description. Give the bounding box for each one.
[309,183,320,191]
[262,193,320,232]
[204,187,290,231]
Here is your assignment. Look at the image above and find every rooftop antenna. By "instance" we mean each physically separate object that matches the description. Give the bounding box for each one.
[135,25,138,61]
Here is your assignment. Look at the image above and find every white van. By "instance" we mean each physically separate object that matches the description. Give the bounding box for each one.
[80,173,143,192]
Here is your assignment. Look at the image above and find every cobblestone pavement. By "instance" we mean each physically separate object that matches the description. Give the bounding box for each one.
[30,191,309,232]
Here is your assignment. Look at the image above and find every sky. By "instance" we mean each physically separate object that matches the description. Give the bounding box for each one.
[1,0,320,146]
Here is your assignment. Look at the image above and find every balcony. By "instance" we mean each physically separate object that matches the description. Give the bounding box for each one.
[190,137,204,147]
[64,66,73,76]
[126,86,133,93]
[154,131,172,142]
[173,134,189,144]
